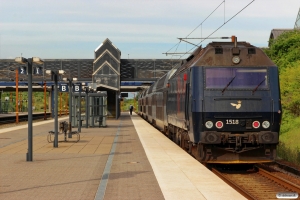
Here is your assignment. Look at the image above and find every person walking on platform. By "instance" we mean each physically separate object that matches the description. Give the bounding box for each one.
[129,104,133,115]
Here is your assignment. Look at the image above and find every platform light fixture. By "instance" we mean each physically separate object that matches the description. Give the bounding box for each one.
[14,56,44,162]
[45,70,52,75]
[32,57,44,65]
[63,77,77,82]
[58,70,66,75]
[14,57,27,64]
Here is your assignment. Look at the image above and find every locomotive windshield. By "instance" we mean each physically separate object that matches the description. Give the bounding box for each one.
[205,67,268,90]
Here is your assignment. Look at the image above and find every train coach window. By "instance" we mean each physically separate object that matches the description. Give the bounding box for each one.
[205,67,268,90]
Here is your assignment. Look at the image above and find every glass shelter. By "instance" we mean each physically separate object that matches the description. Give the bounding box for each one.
[71,92,107,128]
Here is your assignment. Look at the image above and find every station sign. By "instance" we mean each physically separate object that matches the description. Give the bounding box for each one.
[18,67,27,74]
[73,83,82,93]
[33,67,43,75]
[58,83,82,92]
[59,84,69,92]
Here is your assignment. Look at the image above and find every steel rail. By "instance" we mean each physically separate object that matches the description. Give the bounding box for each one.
[275,161,300,177]
[211,168,256,200]
[257,167,300,194]
[0,113,52,125]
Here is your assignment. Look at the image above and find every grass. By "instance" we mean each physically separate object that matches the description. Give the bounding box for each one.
[277,142,300,165]
[278,117,300,165]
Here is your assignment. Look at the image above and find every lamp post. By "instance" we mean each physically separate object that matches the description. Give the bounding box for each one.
[15,69,19,123]
[63,77,77,135]
[44,80,47,120]
[65,93,68,115]
[82,83,90,128]
[78,84,81,133]
[15,57,44,161]
[59,92,62,117]
[46,69,65,148]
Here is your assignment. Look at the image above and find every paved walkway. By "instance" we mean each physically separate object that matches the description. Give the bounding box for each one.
[0,113,164,200]
[0,112,245,200]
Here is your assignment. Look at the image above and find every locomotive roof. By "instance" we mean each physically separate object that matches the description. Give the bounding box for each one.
[208,41,254,47]
[171,41,276,78]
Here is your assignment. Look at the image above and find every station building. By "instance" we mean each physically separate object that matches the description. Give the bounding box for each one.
[0,38,178,119]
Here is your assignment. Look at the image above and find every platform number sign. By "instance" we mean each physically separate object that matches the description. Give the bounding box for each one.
[33,67,42,75]
[18,67,26,74]
[59,84,69,92]
[73,83,82,92]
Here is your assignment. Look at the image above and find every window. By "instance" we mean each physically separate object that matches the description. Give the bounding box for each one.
[205,67,268,90]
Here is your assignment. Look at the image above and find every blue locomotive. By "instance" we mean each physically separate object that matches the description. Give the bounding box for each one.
[138,37,282,163]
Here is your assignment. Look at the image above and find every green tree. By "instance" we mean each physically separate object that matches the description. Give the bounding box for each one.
[264,30,300,135]
[280,62,300,116]
[265,30,300,72]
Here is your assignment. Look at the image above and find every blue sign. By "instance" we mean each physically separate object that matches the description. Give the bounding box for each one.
[33,67,42,75]
[59,84,69,92]
[18,67,26,74]
[73,83,81,92]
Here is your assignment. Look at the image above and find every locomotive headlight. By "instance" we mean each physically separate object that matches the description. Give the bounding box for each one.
[205,121,213,129]
[262,121,270,129]
[232,56,240,64]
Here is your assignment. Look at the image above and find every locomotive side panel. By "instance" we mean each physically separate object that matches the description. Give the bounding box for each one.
[190,67,205,143]
[167,71,188,129]
[268,66,282,133]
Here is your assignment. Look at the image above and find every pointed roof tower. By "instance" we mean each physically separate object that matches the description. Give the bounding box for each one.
[93,38,121,91]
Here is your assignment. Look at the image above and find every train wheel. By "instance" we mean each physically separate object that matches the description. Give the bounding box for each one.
[173,133,181,147]
[183,132,190,151]
[199,144,206,160]
[188,142,192,154]
[166,129,173,140]
[193,144,205,161]
[180,133,184,149]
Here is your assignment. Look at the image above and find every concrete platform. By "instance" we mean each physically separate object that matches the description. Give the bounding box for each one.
[0,112,245,200]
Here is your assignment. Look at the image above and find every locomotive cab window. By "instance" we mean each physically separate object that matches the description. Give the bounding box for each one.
[205,67,268,90]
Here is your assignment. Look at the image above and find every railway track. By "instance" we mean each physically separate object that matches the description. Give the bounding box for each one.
[212,166,300,200]
[0,113,52,126]
[272,161,300,177]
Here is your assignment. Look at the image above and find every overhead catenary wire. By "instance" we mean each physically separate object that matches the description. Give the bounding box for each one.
[192,0,255,51]
[178,37,230,40]
[169,40,182,59]
[165,1,225,57]
[185,0,225,38]
[164,0,255,63]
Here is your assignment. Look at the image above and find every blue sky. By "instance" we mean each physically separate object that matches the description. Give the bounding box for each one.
[0,0,299,60]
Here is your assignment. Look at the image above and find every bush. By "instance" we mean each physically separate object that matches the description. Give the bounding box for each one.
[280,63,300,118]
[277,142,300,165]
[265,30,300,166]
[266,30,300,72]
